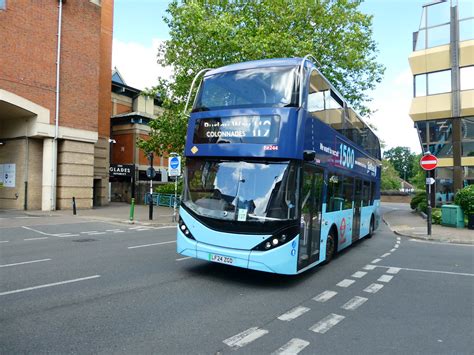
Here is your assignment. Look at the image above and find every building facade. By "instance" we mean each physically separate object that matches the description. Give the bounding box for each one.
[409,0,474,205]
[110,70,167,204]
[0,0,113,210]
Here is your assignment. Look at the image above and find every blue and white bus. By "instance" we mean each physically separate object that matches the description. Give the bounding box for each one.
[177,56,381,274]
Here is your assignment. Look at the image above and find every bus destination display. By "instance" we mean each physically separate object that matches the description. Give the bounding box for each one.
[193,115,280,144]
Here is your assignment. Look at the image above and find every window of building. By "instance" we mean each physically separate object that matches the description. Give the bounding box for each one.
[459,18,474,41]
[461,117,474,157]
[435,167,454,206]
[415,1,451,50]
[460,66,474,90]
[458,0,474,20]
[426,1,450,27]
[416,119,453,158]
[463,167,474,186]
[414,70,451,97]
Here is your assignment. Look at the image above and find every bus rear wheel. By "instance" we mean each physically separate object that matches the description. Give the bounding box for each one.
[367,217,375,238]
[325,231,336,263]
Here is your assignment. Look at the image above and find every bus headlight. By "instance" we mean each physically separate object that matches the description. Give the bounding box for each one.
[178,217,195,240]
[252,226,298,251]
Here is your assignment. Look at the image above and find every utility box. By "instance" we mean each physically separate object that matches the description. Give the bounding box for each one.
[441,205,465,228]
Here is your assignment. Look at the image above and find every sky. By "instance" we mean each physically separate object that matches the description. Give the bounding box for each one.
[112,0,430,154]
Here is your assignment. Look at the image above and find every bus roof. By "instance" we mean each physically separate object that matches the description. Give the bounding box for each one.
[205,58,303,76]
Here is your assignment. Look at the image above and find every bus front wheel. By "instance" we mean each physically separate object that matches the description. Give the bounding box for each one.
[325,230,336,263]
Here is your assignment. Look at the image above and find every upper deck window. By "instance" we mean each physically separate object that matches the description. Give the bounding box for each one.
[193,66,299,112]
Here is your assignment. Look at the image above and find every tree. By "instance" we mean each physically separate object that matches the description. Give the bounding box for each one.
[383,147,417,182]
[139,0,385,156]
[381,160,401,191]
[410,154,426,190]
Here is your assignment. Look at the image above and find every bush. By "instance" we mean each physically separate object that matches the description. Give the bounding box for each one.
[418,201,428,214]
[454,185,474,215]
[432,208,442,224]
[410,191,426,210]
[154,181,183,194]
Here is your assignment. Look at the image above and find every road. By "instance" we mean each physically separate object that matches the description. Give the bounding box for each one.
[1,205,473,354]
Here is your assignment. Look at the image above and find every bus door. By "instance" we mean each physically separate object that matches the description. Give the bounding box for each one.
[298,165,324,270]
[353,178,362,241]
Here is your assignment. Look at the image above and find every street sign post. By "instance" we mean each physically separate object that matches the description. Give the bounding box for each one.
[420,153,438,236]
[168,154,181,222]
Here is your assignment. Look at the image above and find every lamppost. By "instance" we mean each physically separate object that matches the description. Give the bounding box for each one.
[147,152,154,220]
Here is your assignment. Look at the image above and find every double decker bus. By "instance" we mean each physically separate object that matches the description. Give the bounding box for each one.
[177,56,381,275]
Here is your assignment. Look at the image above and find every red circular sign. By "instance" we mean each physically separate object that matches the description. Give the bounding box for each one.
[340,217,346,242]
[420,154,438,171]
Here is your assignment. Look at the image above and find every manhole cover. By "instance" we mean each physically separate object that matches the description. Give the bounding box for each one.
[72,238,97,242]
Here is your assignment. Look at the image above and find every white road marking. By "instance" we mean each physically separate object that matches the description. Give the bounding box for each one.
[128,240,176,249]
[271,338,310,355]
[57,234,80,238]
[309,313,345,334]
[387,267,401,274]
[0,275,101,296]
[363,264,376,270]
[371,258,382,264]
[397,237,401,241]
[129,226,151,230]
[378,275,394,283]
[24,237,48,241]
[364,283,384,293]
[351,271,368,278]
[0,241,9,244]
[409,239,474,247]
[106,229,122,232]
[81,231,98,234]
[153,225,177,230]
[375,265,474,277]
[21,226,53,236]
[176,256,192,261]
[112,230,125,233]
[135,228,152,232]
[0,258,51,268]
[337,279,355,288]
[223,327,269,349]
[381,253,391,258]
[85,232,106,235]
[278,306,310,321]
[390,248,396,252]
[313,290,337,303]
[341,296,368,311]
[396,240,400,244]
[15,216,39,219]
[394,245,399,249]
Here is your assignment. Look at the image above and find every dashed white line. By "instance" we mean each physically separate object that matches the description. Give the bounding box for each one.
[378,275,394,283]
[57,234,80,238]
[313,290,338,303]
[337,279,355,288]
[0,241,9,244]
[351,271,367,278]
[390,248,396,252]
[309,313,345,334]
[364,283,384,294]
[371,258,382,264]
[271,338,310,355]
[128,240,176,249]
[278,306,310,321]
[176,256,192,261]
[223,327,269,349]
[381,253,391,258]
[375,265,474,277]
[0,275,101,296]
[396,237,401,241]
[24,237,48,241]
[85,232,106,235]
[394,245,399,249]
[0,258,51,268]
[341,296,368,311]
[21,226,52,236]
[387,267,401,274]
[81,231,98,234]
[363,264,377,270]
[396,240,401,244]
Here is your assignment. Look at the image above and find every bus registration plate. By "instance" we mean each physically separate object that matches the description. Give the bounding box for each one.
[209,253,233,265]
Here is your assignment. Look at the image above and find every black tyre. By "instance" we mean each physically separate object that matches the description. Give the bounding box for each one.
[367,217,375,238]
[325,230,336,263]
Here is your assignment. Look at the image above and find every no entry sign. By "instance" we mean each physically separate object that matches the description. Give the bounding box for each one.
[420,154,438,171]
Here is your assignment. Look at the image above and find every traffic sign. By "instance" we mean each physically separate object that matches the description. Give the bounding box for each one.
[426,177,435,185]
[168,156,181,177]
[146,167,156,179]
[420,154,438,171]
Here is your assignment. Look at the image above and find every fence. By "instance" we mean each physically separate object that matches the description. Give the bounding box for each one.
[145,193,181,208]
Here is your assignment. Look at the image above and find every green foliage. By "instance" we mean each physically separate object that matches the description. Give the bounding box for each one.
[410,191,426,210]
[432,208,442,224]
[418,200,427,214]
[383,147,417,182]
[454,185,474,215]
[410,154,425,190]
[381,160,401,191]
[154,181,183,194]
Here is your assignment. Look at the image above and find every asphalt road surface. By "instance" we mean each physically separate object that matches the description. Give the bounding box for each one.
[1,205,473,354]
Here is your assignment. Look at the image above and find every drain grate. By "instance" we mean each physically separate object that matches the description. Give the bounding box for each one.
[72,238,97,243]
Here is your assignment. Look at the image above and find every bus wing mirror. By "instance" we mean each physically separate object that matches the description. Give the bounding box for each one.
[303,150,316,161]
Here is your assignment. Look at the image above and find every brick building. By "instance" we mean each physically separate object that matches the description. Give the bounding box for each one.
[0,0,113,210]
[409,0,474,205]
[109,69,167,203]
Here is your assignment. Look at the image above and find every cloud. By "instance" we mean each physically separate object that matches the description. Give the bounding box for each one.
[112,38,173,90]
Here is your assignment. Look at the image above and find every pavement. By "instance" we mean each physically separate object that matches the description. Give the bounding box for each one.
[382,202,474,245]
[2,201,472,244]
[20,202,177,226]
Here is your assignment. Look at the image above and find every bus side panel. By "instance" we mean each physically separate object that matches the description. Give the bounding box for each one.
[360,205,376,237]
[322,209,354,252]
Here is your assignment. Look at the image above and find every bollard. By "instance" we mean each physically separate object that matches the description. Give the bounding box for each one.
[129,198,135,222]
[72,197,77,215]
